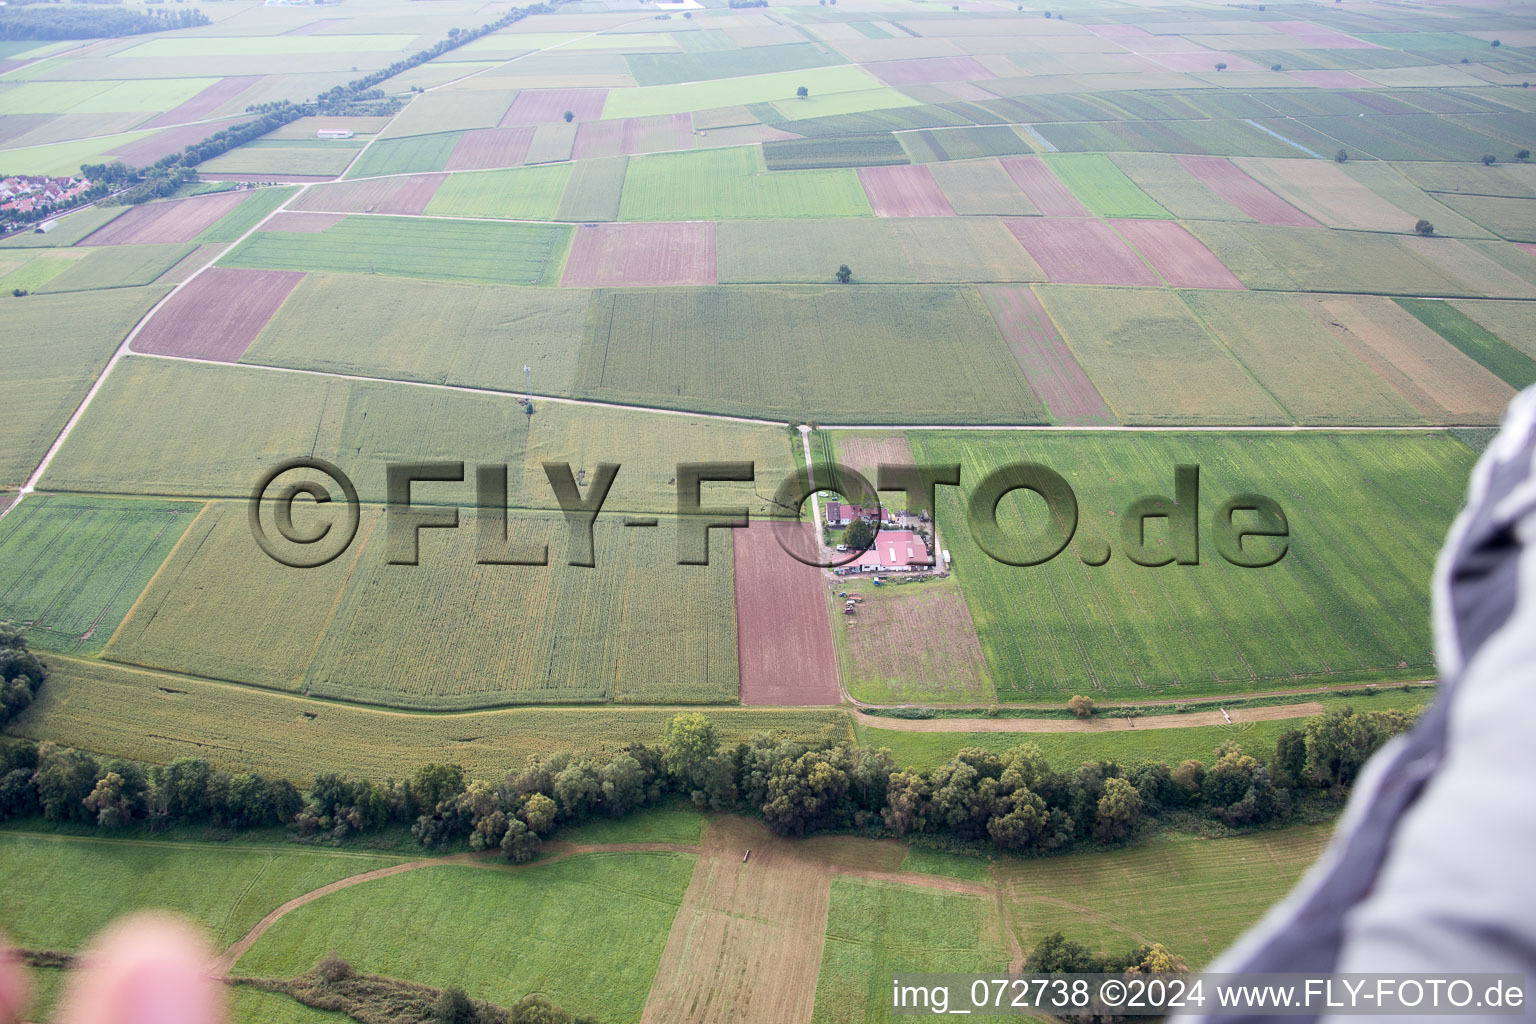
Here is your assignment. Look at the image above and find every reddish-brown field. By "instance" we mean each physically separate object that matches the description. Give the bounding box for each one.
[110,116,259,167]
[1004,218,1160,286]
[866,55,994,85]
[979,285,1114,425]
[290,174,445,215]
[257,212,345,233]
[79,190,253,246]
[445,126,535,171]
[1148,51,1259,72]
[572,115,692,160]
[561,222,717,287]
[130,268,305,362]
[502,88,609,125]
[1176,156,1319,227]
[858,164,955,218]
[999,156,1089,217]
[1114,219,1244,290]
[734,521,840,706]
[139,77,262,130]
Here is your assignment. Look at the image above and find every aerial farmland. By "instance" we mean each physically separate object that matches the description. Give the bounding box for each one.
[0,0,1531,1019]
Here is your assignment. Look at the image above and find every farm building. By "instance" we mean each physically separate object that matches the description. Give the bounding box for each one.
[316,128,356,140]
[843,530,930,573]
[825,499,894,528]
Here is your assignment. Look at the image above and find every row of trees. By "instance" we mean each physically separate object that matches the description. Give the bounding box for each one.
[0,699,1419,860]
[0,6,207,40]
[0,625,46,732]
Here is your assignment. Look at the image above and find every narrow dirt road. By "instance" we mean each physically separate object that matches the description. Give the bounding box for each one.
[854,701,1326,733]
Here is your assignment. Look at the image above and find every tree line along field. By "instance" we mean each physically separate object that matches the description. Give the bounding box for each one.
[908,430,1474,703]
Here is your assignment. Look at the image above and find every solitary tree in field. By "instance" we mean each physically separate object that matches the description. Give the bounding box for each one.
[796,85,809,99]
[1271,63,1283,71]
[1519,150,1532,162]
[1335,148,1349,163]
[1068,694,1095,719]
[1415,219,1435,236]
[1214,61,1227,72]
[562,109,574,123]
[1483,153,1498,166]
[1461,57,1470,64]
[835,263,852,284]
[1491,39,1501,47]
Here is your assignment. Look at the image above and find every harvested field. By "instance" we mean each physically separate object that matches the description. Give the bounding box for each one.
[734,521,839,707]
[79,190,253,245]
[576,285,1044,424]
[1109,153,1248,222]
[1175,156,1318,227]
[1302,295,1514,424]
[1397,298,1536,390]
[857,164,955,217]
[256,212,345,233]
[831,433,914,487]
[865,55,993,85]
[929,158,1038,216]
[504,87,609,125]
[1114,220,1244,290]
[32,242,192,294]
[999,156,1088,216]
[0,495,199,656]
[444,125,535,171]
[290,173,446,215]
[1449,299,1536,360]
[381,91,512,139]
[1235,157,1418,233]
[1004,218,1159,287]
[1182,290,1422,425]
[131,268,305,362]
[15,657,846,783]
[716,219,914,284]
[888,218,1042,282]
[562,222,716,288]
[1437,194,1536,244]
[139,76,262,128]
[836,575,994,704]
[573,113,692,159]
[1188,223,1483,296]
[978,285,1113,425]
[1037,285,1288,425]
[524,122,577,164]
[241,274,587,392]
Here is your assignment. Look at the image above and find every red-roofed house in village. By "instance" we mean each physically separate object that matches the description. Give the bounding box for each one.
[825,499,894,527]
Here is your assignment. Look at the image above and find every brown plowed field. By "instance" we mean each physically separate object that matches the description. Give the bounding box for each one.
[503,88,609,125]
[446,126,535,170]
[1004,218,1160,286]
[79,190,254,246]
[257,212,345,233]
[1114,219,1244,290]
[979,285,1114,425]
[131,268,305,361]
[859,164,955,218]
[999,156,1088,217]
[734,521,840,706]
[561,222,716,287]
[290,174,445,215]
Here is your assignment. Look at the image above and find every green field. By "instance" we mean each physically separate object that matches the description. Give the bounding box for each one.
[344,131,462,177]
[716,219,914,283]
[602,66,886,119]
[11,656,848,782]
[812,879,1011,1024]
[0,248,90,291]
[626,43,842,87]
[555,155,629,221]
[1109,153,1249,221]
[196,187,299,243]
[220,215,571,286]
[576,285,1042,423]
[235,853,696,1023]
[32,243,193,294]
[908,430,1470,702]
[1396,297,1536,389]
[120,35,417,57]
[378,90,514,139]
[424,164,573,221]
[619,146,872,220]
[199,145,362,177]
[0,831,405,952]
[0,495,197,656]
[0,286,165,489]
[998,826,1331,966]
[42,357,797,514]
[1037,286,1289,426]
[762,133,909,171]
[0,205,127,249]
[242,274,589,393]
[1043,154,1172,218]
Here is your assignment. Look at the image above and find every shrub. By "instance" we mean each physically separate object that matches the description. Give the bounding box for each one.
[1067,695,1095,719]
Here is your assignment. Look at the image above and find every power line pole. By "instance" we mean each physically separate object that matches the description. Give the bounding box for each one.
[523,363,533,416]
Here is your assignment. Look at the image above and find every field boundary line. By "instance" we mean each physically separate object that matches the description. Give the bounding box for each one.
[98,502,212,654]
[851,702,1327,734]
[0,183,316,523]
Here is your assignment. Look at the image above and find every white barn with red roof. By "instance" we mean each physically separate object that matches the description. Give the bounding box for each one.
[845,530,929,572]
